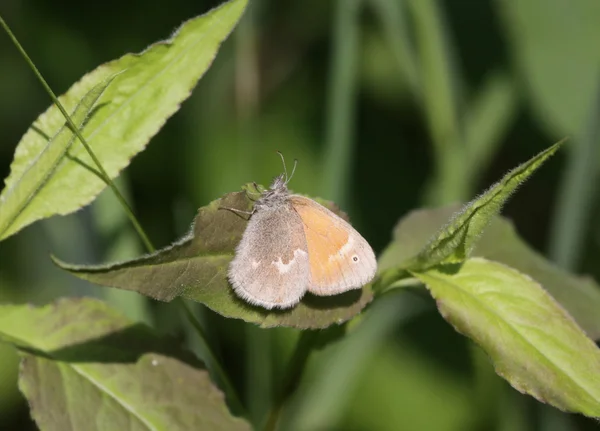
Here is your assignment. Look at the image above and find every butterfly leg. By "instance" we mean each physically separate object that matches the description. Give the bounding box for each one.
[252,182,265,193]
[243,182,265,202]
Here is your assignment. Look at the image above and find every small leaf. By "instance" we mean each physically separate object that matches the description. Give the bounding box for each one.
[410,140,563,270]
[378,206,600,340]
[53,188,373,329]
[411,258,600,418]
[0,0,247,240]
[0,298,251,431]
[0,77,113,239]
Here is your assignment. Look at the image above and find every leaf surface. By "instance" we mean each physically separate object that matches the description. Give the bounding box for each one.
[0,78,112,239]
[54,188,373,329]
[412,258,600,417]
[0,298,251,431]
[0,0,247,240]
[378,205,600,340]
[407,141,563,270]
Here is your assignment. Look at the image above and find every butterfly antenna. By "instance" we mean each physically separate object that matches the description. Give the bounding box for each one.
[277,151,288,182]
[287,158,298,184]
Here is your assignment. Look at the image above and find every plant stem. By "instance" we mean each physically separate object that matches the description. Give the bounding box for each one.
[179,299,247,417]
[1,14,247,420]
[548,81,600,270]
[323,0,362,208]
[369,0,421,97]
[405,0,467,205]
[264,330,320,431]
[0,15,154,254]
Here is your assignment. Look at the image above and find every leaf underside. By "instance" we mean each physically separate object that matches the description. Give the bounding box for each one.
[0,298,251,431]
[411,141,563,270]
[54,187,374,329]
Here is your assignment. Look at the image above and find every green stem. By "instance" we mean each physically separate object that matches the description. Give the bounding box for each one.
[323,0,362,207]
[264,330,320,431]
[470,343,503,428]
[405,0,466,205]
[179,299,246,417]
[548,82,600,270]
[0,15,154,254]
[1,15,247,420]
[369,0,421,97]
[64,117,247,420]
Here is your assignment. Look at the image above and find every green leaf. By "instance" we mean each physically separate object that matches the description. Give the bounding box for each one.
[0,0,247,240]
[409,141,563,270]
[378,205,600,340]
[0,77,113,240]
[411,258,600,418]
[0,298,251,431]
[53,188,373,329]
[499,0,600,135]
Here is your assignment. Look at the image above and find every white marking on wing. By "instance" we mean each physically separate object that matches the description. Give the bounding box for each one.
[272,249,308,274]
[329,235,355,262]
[251,260,261,269]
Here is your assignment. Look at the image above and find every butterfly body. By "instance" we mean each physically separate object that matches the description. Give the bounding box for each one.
[228,174,377,309]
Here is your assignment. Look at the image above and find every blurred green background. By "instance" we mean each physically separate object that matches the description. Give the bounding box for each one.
[1,0,600,430]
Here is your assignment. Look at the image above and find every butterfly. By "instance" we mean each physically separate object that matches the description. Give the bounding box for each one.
[225,154,377,309]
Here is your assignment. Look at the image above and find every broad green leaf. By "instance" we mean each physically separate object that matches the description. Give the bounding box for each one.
[409,141,563,270]
[412,258,600,418]
[0,78,112,239]
[378,206,600,340]
[0,0,247,240]
[53,188,373,329]
[0,298,251,431]
[498,0,600,135]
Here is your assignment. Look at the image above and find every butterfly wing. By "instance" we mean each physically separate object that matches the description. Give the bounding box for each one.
[228,203,310,309]
[290,195,377,295]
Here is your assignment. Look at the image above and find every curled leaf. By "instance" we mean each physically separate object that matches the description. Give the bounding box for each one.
[410,140,563,270]
[54,188,373,329]
[378,206,600,340]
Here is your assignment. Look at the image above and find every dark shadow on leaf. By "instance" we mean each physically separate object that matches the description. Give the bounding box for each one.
[83,102,110,130]
[436,263,464,275]
[311,324,347,350]
[37,324,203,368]
[301,289,363,309]
[57,188,372,329]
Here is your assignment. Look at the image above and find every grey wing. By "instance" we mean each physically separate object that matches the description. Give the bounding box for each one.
[228,205,310,309]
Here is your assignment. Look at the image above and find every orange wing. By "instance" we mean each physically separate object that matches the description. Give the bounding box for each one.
[290,195,375,295]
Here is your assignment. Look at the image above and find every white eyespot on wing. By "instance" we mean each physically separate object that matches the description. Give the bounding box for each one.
[251,260,261,269]
[272,249,308,274]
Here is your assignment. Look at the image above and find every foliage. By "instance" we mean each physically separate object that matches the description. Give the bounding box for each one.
[1,0,600,430]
